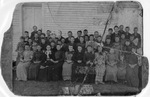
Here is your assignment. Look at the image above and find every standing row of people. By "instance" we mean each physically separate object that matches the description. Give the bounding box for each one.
[15,25,141,88]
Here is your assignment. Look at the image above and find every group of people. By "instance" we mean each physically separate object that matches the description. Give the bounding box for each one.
[15,25,142,88]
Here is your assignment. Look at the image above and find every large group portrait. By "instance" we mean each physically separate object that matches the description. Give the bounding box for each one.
[1,1,149,96]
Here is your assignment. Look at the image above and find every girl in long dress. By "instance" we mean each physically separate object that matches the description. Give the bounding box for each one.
[16,44,33,81]
[28,45,45,80]
[105,48,118,83]
[117,54,126,82]
[125,48,139,88]
[72,45,85,82]
[94,45,106,84]
[84,45,95,83]
[62,45,74,81]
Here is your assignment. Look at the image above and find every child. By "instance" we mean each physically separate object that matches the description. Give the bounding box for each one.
[16,36,25,52]
[105,48,118,83]
[94,45,106,84]
[62,45,74,81]
[85,34,97,50]
[84,45,95,83]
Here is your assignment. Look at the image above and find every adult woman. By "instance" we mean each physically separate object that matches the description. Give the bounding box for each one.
[84,45,95,83]
[62,45,74,81]
[72,45,85,82]
[28,45,45,80]
[105,48,118,83]
[16,44,33,81]
[94,45,106,84]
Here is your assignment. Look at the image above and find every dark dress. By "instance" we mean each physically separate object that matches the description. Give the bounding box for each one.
[28,51,45,80]
[53,50,65,80]
[72,51,85,82]
[83,52,95,83]
[75,37,80,43]
[125,53,139,88]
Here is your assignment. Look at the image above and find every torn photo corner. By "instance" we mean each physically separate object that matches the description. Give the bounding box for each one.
[0,1,149,96]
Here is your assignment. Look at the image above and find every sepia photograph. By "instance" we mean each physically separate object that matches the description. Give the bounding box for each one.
[1,1,149,96]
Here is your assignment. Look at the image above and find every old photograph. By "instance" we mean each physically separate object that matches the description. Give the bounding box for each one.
[1,1,149,96]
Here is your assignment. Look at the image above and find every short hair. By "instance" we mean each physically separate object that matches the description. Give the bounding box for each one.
[89,34,94,37]
[77,30,82,33]
[68,31,72,33]
[108,28,113,31]
[114,25,118,28]
[20,36,25,39]
[125,26,130,29]
[25,31,29,33]
[134,27,138,30]
[84,29,88,32]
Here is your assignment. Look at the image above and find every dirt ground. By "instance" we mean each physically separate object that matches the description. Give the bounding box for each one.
[13,80,140,96]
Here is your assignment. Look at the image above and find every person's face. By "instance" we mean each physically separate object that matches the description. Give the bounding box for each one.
[51,42,55,47]
[125,41,130,46]
[34,34,38,38]
[68,46,73,51]
[94,32,99,37]
[130,36,134,41]
[25,37,29,41]
[49,38,52,42]
[40,35,45,38]
[97,36,102,42]
[87,46,92,52]
[29,39,32,43]
[77,32,82,37]
[134,28,138,33]
[106,39,111,43]
[110,49,114,54]
[25,45,30,51]
[108,30,113,34]
[38,30,42,35]
[80,37,84,43]
[115,37,120,42]
[33,26,37,31]
[41,39,45,43]
[119,25,124,30]
[61,38,65,43]
[57,41,62,45]
[37,45,41,51]
[46,45,51,50]
[98,46,102,52]
[77,46,82,52]
[125,27,129,32]
[68,32,72,37]
[84,30,88,35]
[70,37,74,43]
[24,32,29,37]
[121,34,125,39]
[20,38,24,42]
[114,27,119,32]
[47,30,51,36]
[89,36,94,41]
[56,45,61,50]
[32,46,37,51]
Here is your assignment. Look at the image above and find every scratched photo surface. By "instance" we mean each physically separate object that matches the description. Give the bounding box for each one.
[1,1,149,96]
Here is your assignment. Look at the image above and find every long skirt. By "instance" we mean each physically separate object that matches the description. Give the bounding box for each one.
[126,64,139,88]
[105,65,118,82]
[47,61,63,81]
[117,67,126,80]
[38,66,48,81]
[62,62,73,80]
[28,63,40,80]
[16,62,30,81]
[95,64,105,82]
[72,63,85,82]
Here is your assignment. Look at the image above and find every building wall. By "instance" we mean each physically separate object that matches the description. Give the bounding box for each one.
[12,2,143,60]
